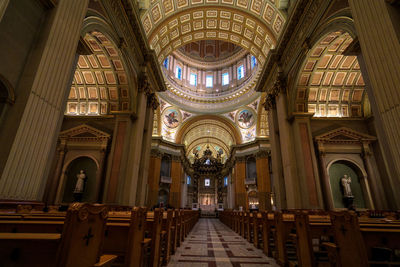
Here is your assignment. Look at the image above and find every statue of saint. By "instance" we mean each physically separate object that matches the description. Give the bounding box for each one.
[74,170,86,193]
[341,174,353,198]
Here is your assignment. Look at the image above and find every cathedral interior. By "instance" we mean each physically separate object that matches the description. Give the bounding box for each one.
[0,0,399,266]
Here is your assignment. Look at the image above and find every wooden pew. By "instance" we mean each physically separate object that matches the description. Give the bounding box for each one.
[102,207,147,267]
[0,203,116,267]
[0,206,200,267]
[161,209,173,266]
[324,211,400,267]
[145,208,163,267]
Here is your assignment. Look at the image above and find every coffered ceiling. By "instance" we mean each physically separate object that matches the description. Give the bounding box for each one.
[296,30,367,118]
[141,0,286,64]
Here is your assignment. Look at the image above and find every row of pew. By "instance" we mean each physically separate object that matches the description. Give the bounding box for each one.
[219,209,400,267]
[0,203,199,267]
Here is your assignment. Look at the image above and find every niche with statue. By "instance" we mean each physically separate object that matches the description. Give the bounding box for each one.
[62,157,98,203]
[328,160,366,209]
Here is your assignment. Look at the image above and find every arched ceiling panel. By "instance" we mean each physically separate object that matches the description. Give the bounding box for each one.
[66,32,129,116]
[296,31,367,118]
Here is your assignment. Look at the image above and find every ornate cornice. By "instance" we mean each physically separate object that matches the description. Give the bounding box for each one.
[263,93,276,111]
[171,154,182,162]
[59,124,111,143]
[235,156,246,163]
[150,149,162,158]
[315,127,376,146]
[263,75,286,111]
[147,92,159,110]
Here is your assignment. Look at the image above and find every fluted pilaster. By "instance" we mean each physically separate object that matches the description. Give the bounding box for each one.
[0,0,89,200]
[349,0,400,208]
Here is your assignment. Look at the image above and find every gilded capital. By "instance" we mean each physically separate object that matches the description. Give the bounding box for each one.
[147,92,159,110]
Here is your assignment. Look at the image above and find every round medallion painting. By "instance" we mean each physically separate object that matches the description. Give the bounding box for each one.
[236,108,255,129]
[162,107,181,128]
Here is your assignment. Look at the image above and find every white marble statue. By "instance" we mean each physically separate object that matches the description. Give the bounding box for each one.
[74,170,86,193]
[341,174,353,197]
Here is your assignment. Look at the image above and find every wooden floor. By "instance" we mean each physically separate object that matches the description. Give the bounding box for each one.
[168,218,279,267]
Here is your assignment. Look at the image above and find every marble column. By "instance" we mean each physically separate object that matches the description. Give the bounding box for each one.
[234,158,247,210]
[0,0,9,22]
[274,81,302,209]
[291,113,323,208]
[169,157,182,209]
[256,151,272,211]
[265,98,286,210]
[317,146,335,210]
[349,0,400,208]
[136,93,157,206]
[362,142,387,209]
[181,174,188,208]
[0,0,89,201]
[228,175,235,209]
[104,114,130,203]
[45,139,67,204]
[120,89,147,205]
[94,148,107,202]
[146,150,162,207]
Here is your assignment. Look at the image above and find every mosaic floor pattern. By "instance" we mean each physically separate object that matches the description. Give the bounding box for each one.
[168,218,279,267]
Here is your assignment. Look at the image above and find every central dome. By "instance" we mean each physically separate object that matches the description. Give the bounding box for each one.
[160,40,261,114]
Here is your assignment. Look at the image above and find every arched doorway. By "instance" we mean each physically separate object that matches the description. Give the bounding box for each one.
[62,156,98,203]
[328,160,366,209]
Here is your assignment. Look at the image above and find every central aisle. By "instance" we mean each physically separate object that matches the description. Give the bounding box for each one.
[168,218,279,266]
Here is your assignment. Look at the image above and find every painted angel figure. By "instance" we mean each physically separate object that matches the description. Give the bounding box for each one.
[238,111,253,127]
[165,112,178,126]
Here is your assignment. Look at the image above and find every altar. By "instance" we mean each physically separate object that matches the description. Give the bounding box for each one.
[187,145,228,217]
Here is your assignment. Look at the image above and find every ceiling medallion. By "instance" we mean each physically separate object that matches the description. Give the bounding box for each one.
[236,107,256,129]
[162,106,181,128]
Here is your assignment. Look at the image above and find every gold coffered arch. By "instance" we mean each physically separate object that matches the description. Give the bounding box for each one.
[176,115,242,145]
[295,30,368,118]
[141,0,286,63]
[66,31,130,115]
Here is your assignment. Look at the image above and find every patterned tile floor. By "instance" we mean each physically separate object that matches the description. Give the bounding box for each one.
[168,218,279,267]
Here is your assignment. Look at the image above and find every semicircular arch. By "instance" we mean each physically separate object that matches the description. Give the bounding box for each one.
[176,114,242,145]
[293,27,368,118]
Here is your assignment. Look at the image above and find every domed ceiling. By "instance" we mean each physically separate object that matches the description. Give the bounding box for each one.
[141,0,286,158]
[160,39,261,113]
